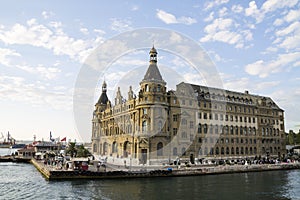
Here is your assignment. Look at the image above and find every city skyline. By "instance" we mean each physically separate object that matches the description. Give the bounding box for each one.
[0,0,299,141]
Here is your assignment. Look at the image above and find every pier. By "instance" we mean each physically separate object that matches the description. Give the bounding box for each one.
[30,158,300,180]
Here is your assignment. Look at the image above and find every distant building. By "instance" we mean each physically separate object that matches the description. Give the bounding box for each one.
[91,47,286,165]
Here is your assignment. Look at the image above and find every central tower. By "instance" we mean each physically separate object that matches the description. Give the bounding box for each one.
[138,46,169,165]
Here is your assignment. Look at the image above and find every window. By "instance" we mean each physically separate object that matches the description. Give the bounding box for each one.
[173,114,178,122]
[204,113,207,119]
[173,147,178,156]
[173,128,178,135]
[215,125,219,134]
[142,121,147,132]
[157,84,161,92]
[215,113,218,120]
[198,112,201,119]
[182,119,187,125]
[145,84,149,92]
[181,132,187,138]
[204,124,208,134]
[198,124,202,134]
[143,108,147,115]
[157,142,163,156]
[190,121,194,129]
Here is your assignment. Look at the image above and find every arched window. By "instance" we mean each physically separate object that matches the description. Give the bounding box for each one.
[221,147,225,155]
[240,126,243,135]
[112,141,118,153]
[216,147,219,155]
[226,147,229,155]
[250,147,253,154]
[225,126,229,134]
[157,142,163,156]
[215,125,219,134]
[103,142,108,155]
[236,147,239,155]
[235,126,239,135]
[210,147,214,155]
[198,123,202,133]
[241,147,244,155]
[231,147,234,155]
[204,124,208,134]
[142,120,147,132]
[173,147,178,156]
[254,147,257,154]
[93,143,97,153]
[230,126,234,135]
[145,84,149,92]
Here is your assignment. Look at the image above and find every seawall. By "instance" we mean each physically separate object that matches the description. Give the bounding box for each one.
[30,159,300,181]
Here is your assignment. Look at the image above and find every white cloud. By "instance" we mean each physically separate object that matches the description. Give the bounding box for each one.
[110,18,132,32]
[0,19,104,63]
[131,5,139,11]
[275,21,300,50]
[219,7,228,17]
[42,11,54,19]
[0,48,21,66]
[200,18,252,48]
[0,75,72,110]
[245,52,300,78]
[245,1,264,23]
[273,18,284,26]
[231,4,244,13]
[276,21,300,36]
[16,64,61,80]
[204,0,229,10]
[156,9,197,25]
[261,0,298,13]
[80,27,89,35]
[245,0,298,23]
[204,12,214,22]
[285,8,300,22]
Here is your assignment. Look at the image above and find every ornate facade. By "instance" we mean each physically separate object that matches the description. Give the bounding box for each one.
[91,47,286,165]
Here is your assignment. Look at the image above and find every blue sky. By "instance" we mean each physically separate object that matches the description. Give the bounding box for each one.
[0,0,299,142]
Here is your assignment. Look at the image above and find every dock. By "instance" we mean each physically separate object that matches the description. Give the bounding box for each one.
[30,158,300,181]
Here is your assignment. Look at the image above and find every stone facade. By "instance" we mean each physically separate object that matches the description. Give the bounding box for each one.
[91,47,286,165]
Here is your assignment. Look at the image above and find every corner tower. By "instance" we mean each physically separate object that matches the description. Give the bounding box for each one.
[139,46,166,99]
[95,81,109,112]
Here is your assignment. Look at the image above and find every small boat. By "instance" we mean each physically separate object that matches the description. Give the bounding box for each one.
[11,144,26,149]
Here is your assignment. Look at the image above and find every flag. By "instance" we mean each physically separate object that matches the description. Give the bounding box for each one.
[61,137,66,142]
[50,131,55,142]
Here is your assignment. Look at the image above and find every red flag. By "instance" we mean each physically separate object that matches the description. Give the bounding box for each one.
[61,137,66,142]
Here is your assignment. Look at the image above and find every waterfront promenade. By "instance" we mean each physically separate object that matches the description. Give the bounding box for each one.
[30,158,300,180]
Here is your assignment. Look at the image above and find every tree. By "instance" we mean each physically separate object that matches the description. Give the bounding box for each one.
[76,144,91,157]
[66,142,77,157]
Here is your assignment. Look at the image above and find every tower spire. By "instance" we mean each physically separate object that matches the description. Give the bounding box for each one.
[149,45,157,63]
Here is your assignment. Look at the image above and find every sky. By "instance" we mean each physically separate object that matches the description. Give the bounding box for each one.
[0,0,299,142]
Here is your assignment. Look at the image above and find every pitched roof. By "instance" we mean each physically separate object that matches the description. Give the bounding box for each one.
[142,63,165,84]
